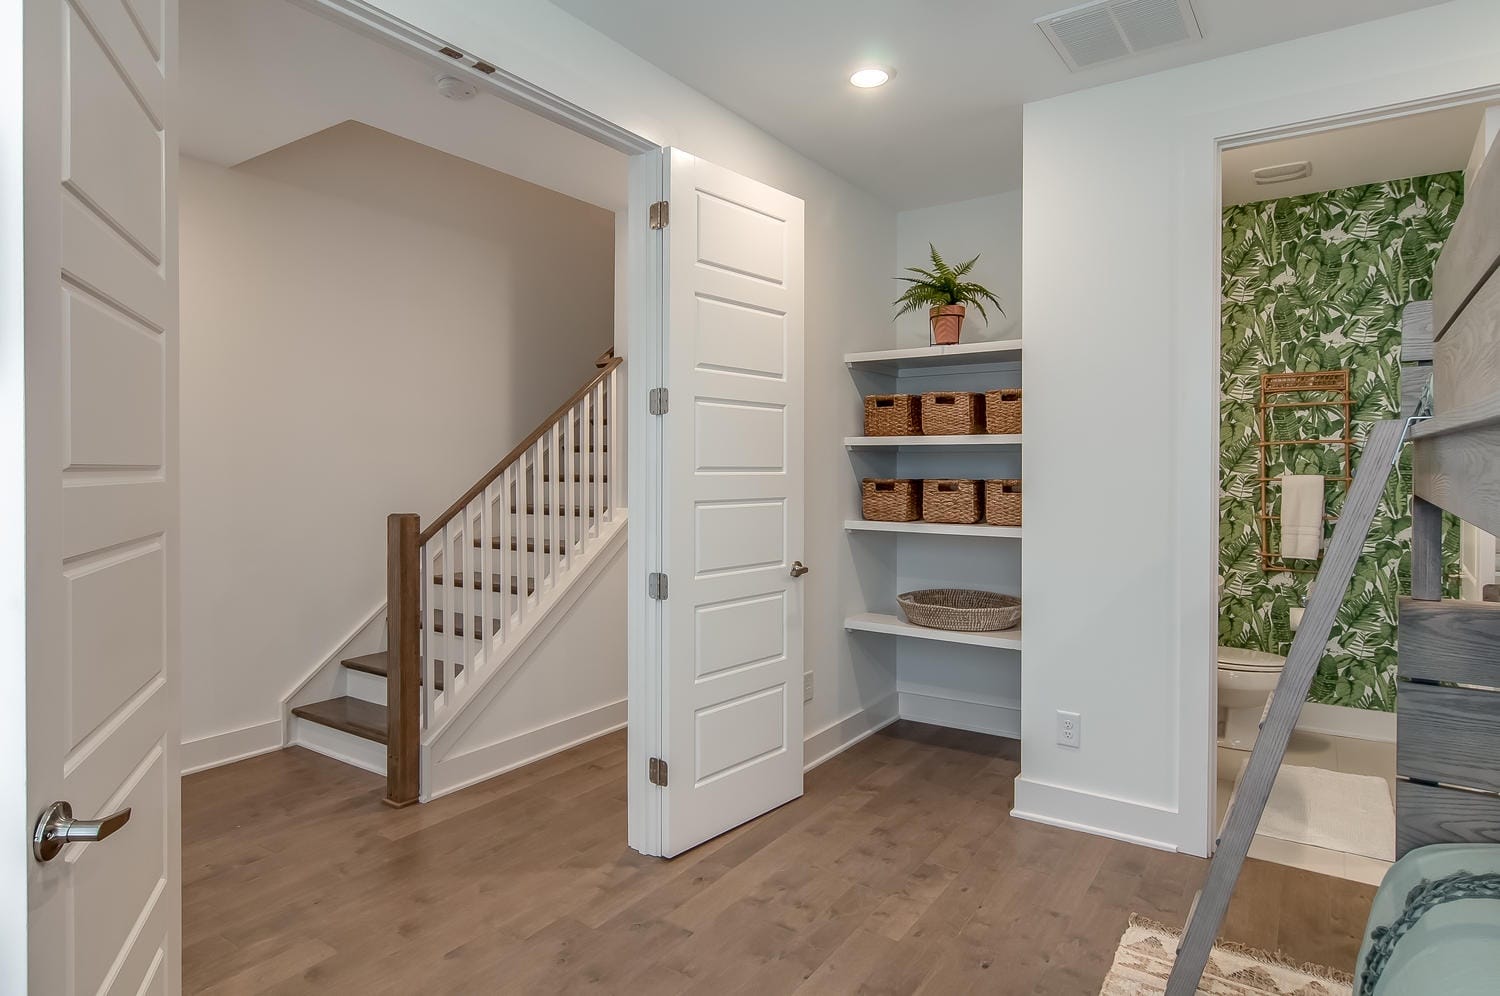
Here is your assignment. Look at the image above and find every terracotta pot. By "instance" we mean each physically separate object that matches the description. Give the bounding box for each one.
[929,304,966,345]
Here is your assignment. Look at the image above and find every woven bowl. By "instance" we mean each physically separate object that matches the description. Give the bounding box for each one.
[897,589,1021,633]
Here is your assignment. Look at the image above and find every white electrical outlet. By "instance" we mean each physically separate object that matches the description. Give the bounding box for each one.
[1057,710,1081,748]
[804,671,814,702]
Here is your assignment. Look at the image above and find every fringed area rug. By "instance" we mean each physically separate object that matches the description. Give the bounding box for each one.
[1099,915,1353,995]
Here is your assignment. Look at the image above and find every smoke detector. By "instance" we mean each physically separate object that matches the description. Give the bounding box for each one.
[1252,161,1314,186]
[435,74,477,101]
[1037,0,1202,72]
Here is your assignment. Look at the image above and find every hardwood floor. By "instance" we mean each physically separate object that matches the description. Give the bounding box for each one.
[183,722,1376,994]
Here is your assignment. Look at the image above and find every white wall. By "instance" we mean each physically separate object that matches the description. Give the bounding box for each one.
[1020,0,1500,854]
[179,121,616,759]
[894,191,1022,347]
[365,0,902,753]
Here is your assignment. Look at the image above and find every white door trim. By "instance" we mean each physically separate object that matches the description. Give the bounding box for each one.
[293,0,674,854]
[1186,80,1500,859]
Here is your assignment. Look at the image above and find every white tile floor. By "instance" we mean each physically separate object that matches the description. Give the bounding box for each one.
[1215,730,1396,886]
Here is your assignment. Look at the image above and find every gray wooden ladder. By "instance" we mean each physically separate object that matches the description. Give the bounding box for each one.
[1165,414,1417,994]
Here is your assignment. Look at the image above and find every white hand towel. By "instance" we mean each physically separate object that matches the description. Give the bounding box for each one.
[1280,474,1324,561]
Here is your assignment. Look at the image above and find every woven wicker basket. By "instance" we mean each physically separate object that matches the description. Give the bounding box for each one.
[984,479,1022,527]
[862,479,920,521]
[863,394,920,436]
[985,389,1022,435]
[920,392,984,435]
[922,479,982,524]
[898,589,1021,632]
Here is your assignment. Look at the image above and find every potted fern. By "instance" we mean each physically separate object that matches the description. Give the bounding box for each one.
[893,244,1004,346]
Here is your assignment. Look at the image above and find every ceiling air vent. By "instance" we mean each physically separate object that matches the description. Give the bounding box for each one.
[1037,0,1202,72]
[1252,161,1313,186]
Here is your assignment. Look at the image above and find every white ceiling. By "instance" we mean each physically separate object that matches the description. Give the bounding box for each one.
[549,0,1453,209]
[1222,103,1485,206]
[181,0,628,212]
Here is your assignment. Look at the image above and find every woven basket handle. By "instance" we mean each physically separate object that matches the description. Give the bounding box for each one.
[932,394,956,405]
[873,398,895,408]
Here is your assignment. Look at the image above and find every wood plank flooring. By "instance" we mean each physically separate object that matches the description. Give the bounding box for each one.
[183,721,1377,994]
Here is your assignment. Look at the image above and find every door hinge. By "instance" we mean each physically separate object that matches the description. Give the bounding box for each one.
[648,572,668,600]
[648,756,669,787]
[649,200,670,230]
[649,387,669,415]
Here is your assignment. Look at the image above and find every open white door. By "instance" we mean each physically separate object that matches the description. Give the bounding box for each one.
[649,148,805,857]
[4,0,181,991]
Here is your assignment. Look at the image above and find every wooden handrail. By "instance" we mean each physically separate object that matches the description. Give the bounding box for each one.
[594,346,616,368]
[419,353,622,547]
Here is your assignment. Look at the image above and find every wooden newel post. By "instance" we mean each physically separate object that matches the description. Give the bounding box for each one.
[385,513,421,807]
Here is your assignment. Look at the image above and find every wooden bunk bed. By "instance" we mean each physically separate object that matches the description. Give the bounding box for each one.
[1168,136,1500,993]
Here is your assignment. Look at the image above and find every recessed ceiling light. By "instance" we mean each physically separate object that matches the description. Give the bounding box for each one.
[849,67,892,89]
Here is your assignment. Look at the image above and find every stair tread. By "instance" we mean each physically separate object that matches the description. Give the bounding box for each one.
[291,696,387,744]
[342,652,461,690]
[425,614,503,639]
[473,536,558,553]
[433,572,536,595]
[512,504,597,516]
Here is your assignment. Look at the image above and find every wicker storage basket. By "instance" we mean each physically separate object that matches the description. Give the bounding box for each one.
[862,479,921,522]
[985,389,1022,435]
[984,479,1022,527]
[898,589,1021,632]
[922,479,982,524]
[920,392,984,435]
[863,394,921,437]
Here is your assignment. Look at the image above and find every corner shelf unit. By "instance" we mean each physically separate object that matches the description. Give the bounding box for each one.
[842,337,1025,727]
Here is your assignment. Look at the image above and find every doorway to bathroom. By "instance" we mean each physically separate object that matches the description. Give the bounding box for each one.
[1212,101,1497,885]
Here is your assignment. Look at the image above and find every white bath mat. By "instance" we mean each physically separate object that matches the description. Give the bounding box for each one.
[1256,764,1394,860]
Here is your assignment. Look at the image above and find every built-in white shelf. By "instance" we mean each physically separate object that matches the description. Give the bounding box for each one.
[843,519,1022,539]
[844,612,1022,651]
[844,339,1024,375]
[845,433,1022,450]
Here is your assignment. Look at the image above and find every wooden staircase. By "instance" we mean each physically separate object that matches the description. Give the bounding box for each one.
[288,349,623,805]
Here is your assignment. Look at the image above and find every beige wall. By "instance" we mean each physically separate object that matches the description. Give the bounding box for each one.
[180,121,617,748]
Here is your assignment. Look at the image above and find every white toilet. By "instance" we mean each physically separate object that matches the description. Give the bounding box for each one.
[1217,645,1287,750]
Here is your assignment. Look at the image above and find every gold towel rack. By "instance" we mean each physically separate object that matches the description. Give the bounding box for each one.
[1257,370,1352,575]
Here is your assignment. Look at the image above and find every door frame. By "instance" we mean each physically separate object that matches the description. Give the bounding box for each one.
[1195,81,1500,858]
[298,0,674,854]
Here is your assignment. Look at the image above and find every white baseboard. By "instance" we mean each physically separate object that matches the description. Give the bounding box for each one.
[425,698,627,801]
[897,688,1020,739]
[803,692,900,771]
[1011,776,1180,853]
[181,720,283,775]
[1296,701,1395,743]
[291,716,386,775]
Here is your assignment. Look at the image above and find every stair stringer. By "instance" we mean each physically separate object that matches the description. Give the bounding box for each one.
[421,513,628,801]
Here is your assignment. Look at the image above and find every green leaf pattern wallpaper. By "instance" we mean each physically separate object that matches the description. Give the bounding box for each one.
[1219,173,1464,712]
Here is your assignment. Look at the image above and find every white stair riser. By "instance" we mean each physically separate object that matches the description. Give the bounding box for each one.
[291,716,386,774]
[343,666,387,706]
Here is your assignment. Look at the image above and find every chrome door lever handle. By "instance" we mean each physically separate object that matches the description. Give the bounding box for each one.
[33,801,131,862]
[790,561,809,578]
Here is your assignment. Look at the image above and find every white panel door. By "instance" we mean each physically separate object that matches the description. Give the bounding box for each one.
[15,0,181,992]
[660,149,804,856]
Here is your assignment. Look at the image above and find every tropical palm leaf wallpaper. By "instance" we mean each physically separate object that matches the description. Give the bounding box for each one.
[1220,172,1464,712]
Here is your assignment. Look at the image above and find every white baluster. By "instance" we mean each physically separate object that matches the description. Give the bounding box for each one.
[560,404,574,572]
[419,540,432,729]
[499,465,514,636]
[607,367,619,519]
[590,383,604,536]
